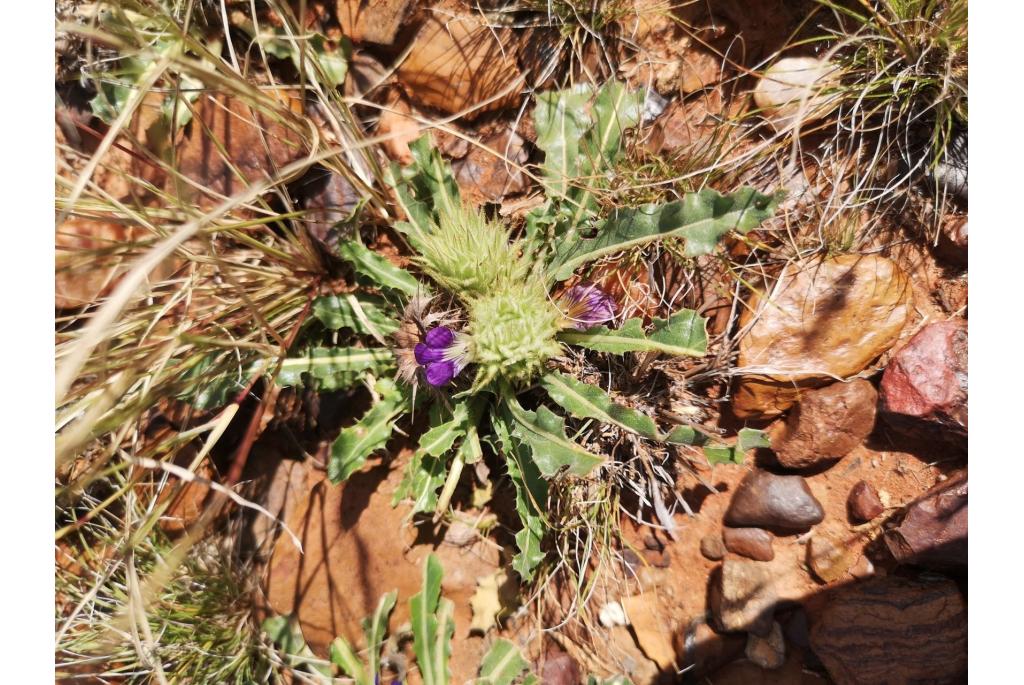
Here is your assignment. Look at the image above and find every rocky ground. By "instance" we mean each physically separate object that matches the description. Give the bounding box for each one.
[56,0,967,683]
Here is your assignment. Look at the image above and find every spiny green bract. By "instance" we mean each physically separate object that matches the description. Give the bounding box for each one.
[468,281,563,388]
[415,203,530,299]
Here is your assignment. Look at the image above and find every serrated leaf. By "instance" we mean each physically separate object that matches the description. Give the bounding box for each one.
[313,293,399,336]
[508,400,605,478]
[559,311,708,357]
[493,409,547,582]
[479,638,530,685]
[178,355,264,410]
[418,402,470,457]
[335,239,419,296]
[328,379,407,483]
[540,371,660,439]
[410,555,452,685]
[548,188,782,281]
[703,428,770,465]
[276,347,393,391]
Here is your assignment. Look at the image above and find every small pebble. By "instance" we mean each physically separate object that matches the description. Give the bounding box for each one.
[848,480,885,522]
[701,534,726,561]
[722,526,775,561]
[745,621,786,670]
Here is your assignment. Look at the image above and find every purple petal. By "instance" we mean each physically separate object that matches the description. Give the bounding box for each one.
[415,342,445,365]
[564,284,617,330]
[424,326,455,349]
[424,361,456,387]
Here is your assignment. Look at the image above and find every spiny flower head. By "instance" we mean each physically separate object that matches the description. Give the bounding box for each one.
[414,203,530,299]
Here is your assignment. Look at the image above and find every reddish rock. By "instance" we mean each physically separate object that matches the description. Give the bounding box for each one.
[745,621,785,670]
[806,534,856,583]
[541,648,580,685]
[723,526,775,561]
[724,470,824,531]
[885,471,967,569]
[700,533,726,561]
[810,576,967,685]
[771,379,878,469]
[673,618,746,677]
[847,481,884,522]
[880,320,967,433]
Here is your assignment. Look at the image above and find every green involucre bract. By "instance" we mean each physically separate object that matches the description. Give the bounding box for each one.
[415,203,530,299]
[467,281,563,388]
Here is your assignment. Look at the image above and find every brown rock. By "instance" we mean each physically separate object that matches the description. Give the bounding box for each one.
[541,648,580,685]
[745,621,785,670]
[397,10,523,117]
[723,526,775,561]
[880,320,967,433]
[806,534,857,583]
[885,471,967,569]
[810,576,967,685]
[700,533,726,560]
[770,380,878,469]
[710,559,778,635]
[734,255,912,419]
[643,89,727,155]
[847,481,884,522]
[295,167,358,250]
[336,0,416,46]
[679,47,723,93]
[724,470,824,530]
[452,131,528,205]
[168,93,308,210]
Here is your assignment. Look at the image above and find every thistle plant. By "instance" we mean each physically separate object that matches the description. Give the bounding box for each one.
[187,80,781,580]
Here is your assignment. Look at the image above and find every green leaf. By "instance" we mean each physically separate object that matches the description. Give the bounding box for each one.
[329,637,367,684]
[534,85,593,199]
[548,187,782,281]
[328,379,407,483]
[276,346,393,391]
[559,310,708,357]
[313,293,399,336]
[410,555,452,685]
[507,399,605,478]
[263,615,332,680]
[178,355,263,410]
[362,590,398,681]
[479,639,530,685]
[335,239,419,297]
[540,372,660,439]
[704,428,770,466]
[493,408,548,582]
[418,402,470,457]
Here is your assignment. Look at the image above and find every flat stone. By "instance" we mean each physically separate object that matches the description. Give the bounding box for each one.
[723,526,775,561]
[810,576,967,685]
[397,10,522,117]
[734,255,912,419]
[806,534,856,583]
[885,471,967,569]
[770,379,878,469]
[753,56,842,132]
[724,470,824,530]
[847,481,884,522]
[710,559,778,635]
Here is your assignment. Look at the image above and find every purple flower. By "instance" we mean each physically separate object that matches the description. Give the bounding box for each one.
[414,326,469,387]
[559,283,617,330]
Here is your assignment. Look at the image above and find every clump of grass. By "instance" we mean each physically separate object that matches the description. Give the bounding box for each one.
[56,469,276,683]
[55,0,389,679]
